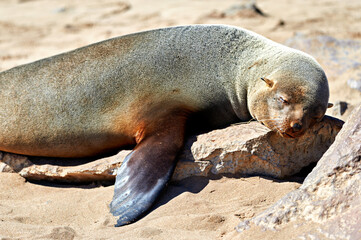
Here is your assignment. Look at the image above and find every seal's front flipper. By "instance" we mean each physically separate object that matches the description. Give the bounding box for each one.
[110,117,186,226]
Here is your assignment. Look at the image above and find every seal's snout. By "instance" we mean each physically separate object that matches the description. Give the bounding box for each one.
[278,121,305,138]
[282,121,305,138]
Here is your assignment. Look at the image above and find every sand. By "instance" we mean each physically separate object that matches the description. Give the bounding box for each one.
[0,173,300,239]
[0,0,360,239]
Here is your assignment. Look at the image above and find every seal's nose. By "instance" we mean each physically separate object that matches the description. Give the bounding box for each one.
[292,122,302,132]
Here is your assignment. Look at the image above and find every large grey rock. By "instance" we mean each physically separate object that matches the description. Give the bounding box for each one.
[236,105,361,240]
[0,116,343,183]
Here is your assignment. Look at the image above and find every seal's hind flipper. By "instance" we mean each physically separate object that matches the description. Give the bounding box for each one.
[110,150,175,226]
[110,115,186,226]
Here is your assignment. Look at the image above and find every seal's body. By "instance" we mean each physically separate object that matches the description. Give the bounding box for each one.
[0,25,331,226]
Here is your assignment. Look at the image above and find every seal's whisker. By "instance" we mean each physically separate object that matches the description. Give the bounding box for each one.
[231,118,256,126]
[255,116,283,121]
[256,118,283,122]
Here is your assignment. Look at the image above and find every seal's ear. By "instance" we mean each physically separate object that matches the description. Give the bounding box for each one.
[327,103,333,108]
[261,77,274,88]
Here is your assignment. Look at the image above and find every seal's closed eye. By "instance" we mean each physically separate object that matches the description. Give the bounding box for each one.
[278,96,288,104]
[260,77,274,88]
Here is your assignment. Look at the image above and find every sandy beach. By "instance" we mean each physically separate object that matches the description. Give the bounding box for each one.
[0,0,360,239]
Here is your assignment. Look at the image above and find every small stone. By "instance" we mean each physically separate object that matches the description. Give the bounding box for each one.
[207,0,267,19]
[330,101,348,116]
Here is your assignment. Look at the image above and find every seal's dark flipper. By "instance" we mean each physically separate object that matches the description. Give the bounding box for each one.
[110,117,186,226]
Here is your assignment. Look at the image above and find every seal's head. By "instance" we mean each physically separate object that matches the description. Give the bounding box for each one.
[248,55,333,138]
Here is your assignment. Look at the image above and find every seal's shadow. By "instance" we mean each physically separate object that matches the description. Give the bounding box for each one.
[150,176,210,212]
[146,168,313,219]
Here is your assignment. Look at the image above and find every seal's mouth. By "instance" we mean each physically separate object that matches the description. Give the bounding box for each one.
[259,120,305,138]
[279,132,296,138]
[279,130,305,139]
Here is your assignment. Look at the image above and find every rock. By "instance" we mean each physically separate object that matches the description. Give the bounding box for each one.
[174,115,343,180]
[330,100,348,117]
[0,116,343,183]
[206,0,267,19]
[0,151,33,172]
[224,0,267,17]
[236,105,361,240]
[0,151,130,183]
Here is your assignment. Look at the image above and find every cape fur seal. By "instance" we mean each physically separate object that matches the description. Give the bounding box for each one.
[0,25,332,226]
